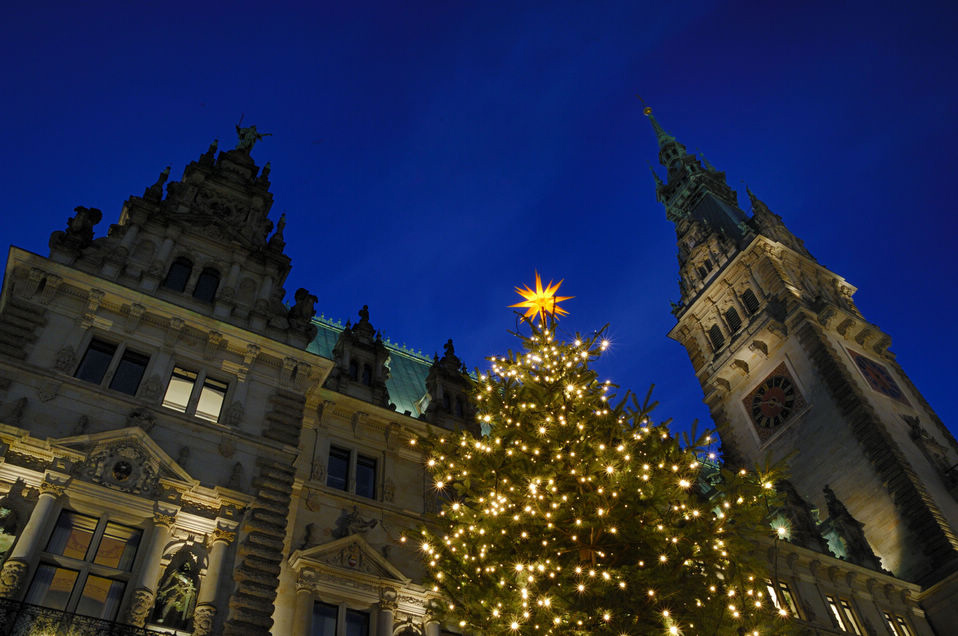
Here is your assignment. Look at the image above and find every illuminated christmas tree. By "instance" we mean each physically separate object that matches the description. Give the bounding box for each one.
[415,274,787,635]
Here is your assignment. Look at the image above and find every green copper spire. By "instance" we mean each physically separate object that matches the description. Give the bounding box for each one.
[645,107,677,148]
[649,162,664,188]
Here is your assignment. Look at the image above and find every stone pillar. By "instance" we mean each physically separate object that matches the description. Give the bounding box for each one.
[0,481,64,598]
[123,510,176,627]
[424,617,441,636]
[192,527,236,636]
[292,569,317,636]
[378,588,397,636]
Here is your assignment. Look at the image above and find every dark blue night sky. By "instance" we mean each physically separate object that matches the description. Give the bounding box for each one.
[3,2,957,444]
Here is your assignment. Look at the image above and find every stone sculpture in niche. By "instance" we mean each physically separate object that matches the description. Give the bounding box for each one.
[151,551,200,630]
[332,506,377,539]
[822,485,885,572]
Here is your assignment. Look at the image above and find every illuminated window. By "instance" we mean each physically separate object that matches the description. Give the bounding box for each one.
[25,511,141,621]
[75,339,149,396]
[883,611,915,636]
[765,579,799,617]
[326,446,377,500]
[826,595,863,635]
[161,257,192,292]
[162,366,229,423]
[311,602,369,636]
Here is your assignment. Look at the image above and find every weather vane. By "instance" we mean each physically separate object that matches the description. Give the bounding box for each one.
[635,94,652,116]
[510,271,572,325]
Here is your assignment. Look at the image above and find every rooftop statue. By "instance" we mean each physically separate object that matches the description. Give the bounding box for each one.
[234,123,271,152]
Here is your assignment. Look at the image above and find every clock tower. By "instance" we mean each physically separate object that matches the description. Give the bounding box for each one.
[647,108,958,626]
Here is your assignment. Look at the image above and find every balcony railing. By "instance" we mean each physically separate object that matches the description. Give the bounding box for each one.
[0,597,169,636]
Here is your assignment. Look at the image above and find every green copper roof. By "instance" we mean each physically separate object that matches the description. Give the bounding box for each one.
[305,316,434,418]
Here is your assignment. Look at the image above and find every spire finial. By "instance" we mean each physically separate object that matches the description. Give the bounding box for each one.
[636,95,678,150]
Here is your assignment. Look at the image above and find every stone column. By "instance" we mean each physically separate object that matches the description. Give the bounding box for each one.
[424,617,441,636]
[292,569,317,635]
[378,588,397,636]
[0,481,64,598]
[123,510,176,627]
[192,527,236,636]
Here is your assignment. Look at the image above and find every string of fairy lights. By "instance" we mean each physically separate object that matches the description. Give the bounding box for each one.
[405,274,785,635]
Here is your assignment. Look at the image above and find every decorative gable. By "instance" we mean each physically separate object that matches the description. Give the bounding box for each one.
[52,427,194,497]
[288,534,409,584]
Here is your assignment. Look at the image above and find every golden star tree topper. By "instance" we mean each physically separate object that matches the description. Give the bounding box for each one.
[509,271,573,324]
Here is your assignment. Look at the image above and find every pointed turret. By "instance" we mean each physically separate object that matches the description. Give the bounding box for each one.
[643,106,751,311]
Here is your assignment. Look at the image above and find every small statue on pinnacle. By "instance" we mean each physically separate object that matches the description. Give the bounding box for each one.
[234,121,271,152]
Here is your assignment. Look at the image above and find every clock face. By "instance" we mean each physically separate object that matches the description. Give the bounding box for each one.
[743,363,806,440]
[847,349,910,405]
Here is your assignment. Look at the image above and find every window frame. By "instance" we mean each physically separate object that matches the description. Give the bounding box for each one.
[325,444,379,500]
[310,600,370,636]
[883,611,915,636]
[191,267,221,303]
[25,509,144,622]
[707,324,725,351]
[73,337,150,397]
[161,257,193,293]
[825,594,864,635]
[161,364,230,424]
[765,579,800,618]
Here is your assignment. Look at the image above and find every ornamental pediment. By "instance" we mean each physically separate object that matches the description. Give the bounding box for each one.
[288,534,409,584]
[51,426,195,496]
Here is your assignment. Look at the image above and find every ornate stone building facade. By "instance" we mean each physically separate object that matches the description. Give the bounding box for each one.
[0,117,951,636]
[0,131,474,635]
[648,108,956,634]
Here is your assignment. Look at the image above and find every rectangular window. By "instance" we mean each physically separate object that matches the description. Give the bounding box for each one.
[196,377,228,422]
[74,339,150,397]
[311,602,338,636]
[345,609,369,636]
[28,511,141,621]
[327,446,351,491]
[163,367,196,412]
[108,349,149,396]
[765,580,799,618]
[74,340,117,385]
[162,366,229,423]
[355,455,377,499]
[826,595,863,635]
[883,611,915,636]
[311,603,369,636]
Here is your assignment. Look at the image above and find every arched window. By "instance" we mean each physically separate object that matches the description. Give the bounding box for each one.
[361,364,372,386]
[442,393,451,411]
[455,397,464,417]
[708,325,725,351]
[348,360,359,381]
[741,288,761,315]
[724,307,743,333]
[162,257,192,292]
[192,267,220,303]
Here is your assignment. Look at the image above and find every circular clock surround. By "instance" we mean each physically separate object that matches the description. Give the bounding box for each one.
[750,375,796,428]
[743,363,807,441]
